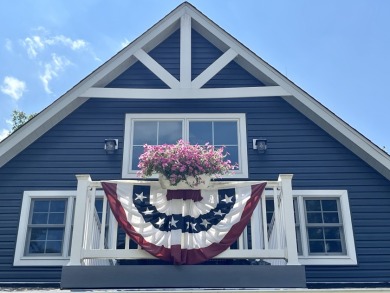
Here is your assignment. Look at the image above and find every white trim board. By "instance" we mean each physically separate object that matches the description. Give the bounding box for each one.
[0,2,389,182]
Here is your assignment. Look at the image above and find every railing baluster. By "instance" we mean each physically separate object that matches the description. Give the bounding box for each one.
[111,217,118,250]
[85,187,97,250]
[125,234,130,250]
[273,186,281,249]
[261,193,268,250]
[99,196,108,249]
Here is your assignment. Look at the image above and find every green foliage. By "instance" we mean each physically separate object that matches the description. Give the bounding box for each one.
[11,110,36,131]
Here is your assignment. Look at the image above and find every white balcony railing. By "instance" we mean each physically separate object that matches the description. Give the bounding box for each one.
[67,174,299,266]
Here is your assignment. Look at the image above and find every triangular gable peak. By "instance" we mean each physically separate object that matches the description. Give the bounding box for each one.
[82,4,285,98]
[0,2,389,181]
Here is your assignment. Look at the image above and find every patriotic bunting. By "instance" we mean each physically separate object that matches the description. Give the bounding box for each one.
[101,181,266,265]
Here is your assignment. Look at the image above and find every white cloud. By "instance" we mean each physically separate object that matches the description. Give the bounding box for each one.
[45,35,87,50]
[5,38,13,52]
[121,38,131,49]
[39,54,71,93]
[1,76,26,101]
[22,35,45,58]
[21,30,88,59]
[0,129,10,142]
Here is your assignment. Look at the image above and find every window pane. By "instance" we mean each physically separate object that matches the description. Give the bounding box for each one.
[326,241,342,253]
[307,212,322,223]
[189,122,212,145]
[308,227,324,240]
[323,212,339,223]
[133,121,157,145]
[221,145,238,166]
[30,228,47,241]
[309,241,325,253]
[214,122,237,145]
[31,213,48,224]
[48,213,65,224]
[305,200,321,211]
[29,241,45,254]
[47,228,64,241]
[322,200,338,211]
[50,200,66,212]
[158,121,182,144]
[33,200,49,212]
[132,146,144,170]
[45,241,62,254]
[324,227,341,239]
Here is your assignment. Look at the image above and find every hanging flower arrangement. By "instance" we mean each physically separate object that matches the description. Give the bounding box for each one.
[137,140,235,188]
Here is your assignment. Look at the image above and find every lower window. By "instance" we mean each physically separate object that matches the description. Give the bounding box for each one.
[294,190,357,265]
[265,190,357,265]
[26,198,68,256]
[14,191,75,266]
[14,191,108,266]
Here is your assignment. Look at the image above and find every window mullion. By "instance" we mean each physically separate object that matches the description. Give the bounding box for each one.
[63,197,74,258]
[297,196,309,257]
[184,118,189,141]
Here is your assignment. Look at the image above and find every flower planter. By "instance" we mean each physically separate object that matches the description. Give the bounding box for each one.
[159,174,211,190]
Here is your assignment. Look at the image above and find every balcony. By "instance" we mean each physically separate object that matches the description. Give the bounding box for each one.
[61,174,306,289]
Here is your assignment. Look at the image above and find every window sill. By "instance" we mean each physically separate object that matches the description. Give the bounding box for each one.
[14,257,70,266]
[299,256,357,266]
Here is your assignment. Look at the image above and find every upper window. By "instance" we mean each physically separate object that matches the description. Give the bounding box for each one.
[122,114,248,178]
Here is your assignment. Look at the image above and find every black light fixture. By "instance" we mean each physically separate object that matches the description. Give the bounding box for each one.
[104,139,118,154]
[253,138,267,153]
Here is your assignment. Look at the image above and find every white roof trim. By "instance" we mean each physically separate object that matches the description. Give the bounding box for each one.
[0,2,389,181]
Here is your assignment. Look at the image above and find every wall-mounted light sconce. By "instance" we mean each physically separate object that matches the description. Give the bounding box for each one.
[104,139,118,154]
[253,138,267,153]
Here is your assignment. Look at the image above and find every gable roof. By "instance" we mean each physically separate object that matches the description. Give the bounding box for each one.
[1,2,389,180]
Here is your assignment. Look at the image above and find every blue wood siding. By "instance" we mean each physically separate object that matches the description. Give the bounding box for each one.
[191,29,223,80]
[0,27,389,285]
[1,97,390,284]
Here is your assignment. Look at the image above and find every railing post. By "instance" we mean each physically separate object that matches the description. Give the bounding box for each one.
[67,174,91,266]
[278,174,300,265]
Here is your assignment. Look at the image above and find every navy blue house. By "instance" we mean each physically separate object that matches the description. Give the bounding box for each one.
[0,2,389,290]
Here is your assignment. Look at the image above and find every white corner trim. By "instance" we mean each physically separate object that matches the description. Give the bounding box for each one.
[192,48,238,89]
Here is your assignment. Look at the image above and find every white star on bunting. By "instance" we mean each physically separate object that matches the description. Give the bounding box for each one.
[221,194,233,203]
[156,217,165,227]
[201,219,211,228]
[213,209,225,217]
[143,208,153,215]
[190,222,198,231]
[135,192,147,201]
[170,216,178,228]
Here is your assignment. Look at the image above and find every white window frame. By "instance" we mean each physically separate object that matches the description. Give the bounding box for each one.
[122,113,249,179]
[14,191,76,266]
[293,190,357,265]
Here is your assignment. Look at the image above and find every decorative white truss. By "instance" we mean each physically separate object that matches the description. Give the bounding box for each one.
[84,8,291,100]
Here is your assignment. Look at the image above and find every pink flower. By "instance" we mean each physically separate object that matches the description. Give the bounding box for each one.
[136,140,236,186]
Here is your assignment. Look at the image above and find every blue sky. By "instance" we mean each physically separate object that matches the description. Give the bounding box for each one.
[0,0,389,152]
